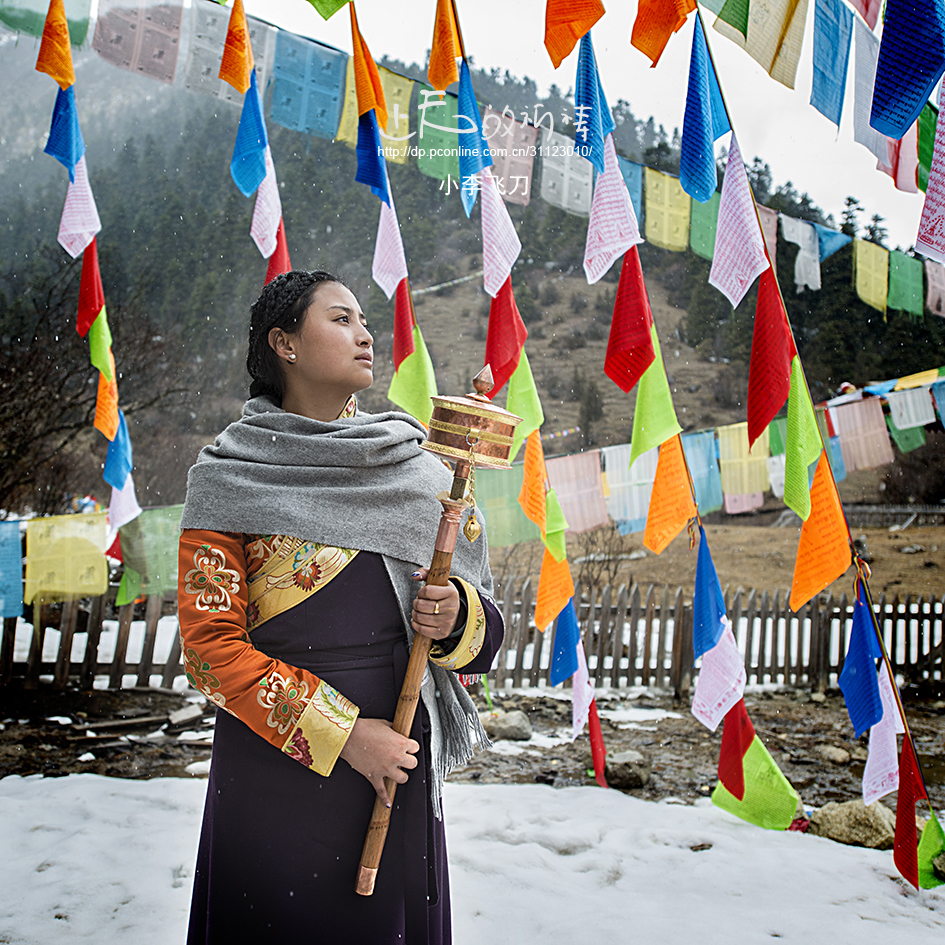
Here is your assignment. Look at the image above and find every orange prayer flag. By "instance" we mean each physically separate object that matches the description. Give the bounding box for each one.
[518,430,548,534]
[218,0,255,94]
[349,3,387,129]
[427,0,463,91]
[631,0,695,68]
[35,0,75,90]
[644,435,696,554]
[790,452,852,611]
[544,0,605,69]
[93,352,119,441]
[535,547,575,632]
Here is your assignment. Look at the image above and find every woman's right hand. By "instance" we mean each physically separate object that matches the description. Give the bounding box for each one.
[339,717,419,807]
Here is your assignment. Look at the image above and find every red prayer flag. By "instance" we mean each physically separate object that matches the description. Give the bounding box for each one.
[77,237,105,337]
[718,698,756,801]
[894,734,929,889]
[747,263,796,448]
[484,276,528,397]
[392,277,416,370]
[604,247,655,393]
[265,218,292,285]
[588,697,609,788]
[544,0,605,69]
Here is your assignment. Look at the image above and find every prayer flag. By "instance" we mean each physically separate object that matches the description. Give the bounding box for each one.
[484,277,528,396]
[77,236,105,337]
[830,397,894,471]
[584,136,642,284]
[927,260,945,314]
[680,16,730,203]
[717,699,755,799]
[617,155,644,222]
[250,146,282,259]
[853,19,890,162]
[549,598,580,686]
[718,422,769,494]
[810,0,852,127]
[853,239,889,313]
[644,167,691,251]
[92,0,182,84]
[839,584,884,738]
[849,0,881,29]
[457,60,493,216]
[87,309,113,380]
[628,326,682,467]
[230,72,268,197]
[506,352,544,462]
[780,215,822,291]
[44,85,85,182]
[265,218,292,284]
[588,698,609,788]
[813,222,852,260]
[864,661,904,804]
[34,0,75,89]
[94,362,120,441]
[783,357,823,521]
[689,190,720,260]
[57,155,101,258]
[24,512,108,604]
[692,617,747,733]
[4,0,90,44]
[887,387,936,429]
[0,519,23,618]
[544,489,569,562]
[790,451,851,610]
[218,0,254,94]
[416,88,461,181]
[388,318,437,426]
[475,464,539,548]
[715,0,809,89]
[546,451,609,534]
[631,0,695,68]
[305,0,349,19]
[877,123,919,195]
[919,102,938,193]
[644,435,696,554]
[757,206,779,273]
[710,134,769,308]
[693,525,727,660]
[871,0,945,140]
[886,252,925,318]
[356,110,391,205]
[103,409,133,491]
[574,32,614,175]
[482,107,540,206]
[747,265,796,448]
[518,429,550,538]
[392,278,415,371]
[602,444,658,534]
[918,813,945,889]
[544,0,604,69]
[373,198,408,300]
[682,431,724,513]
[535,547,575,633]
[541,129,594,215]
[428,0,462,91]
[349,3,386,129]
[480,167,522,297]
[572,637,593,738]
[895,733,929,889]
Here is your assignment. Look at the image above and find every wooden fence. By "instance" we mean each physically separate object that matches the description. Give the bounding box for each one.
[1,580,943,694]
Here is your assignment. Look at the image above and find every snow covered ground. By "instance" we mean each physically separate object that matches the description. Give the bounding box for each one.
[1,774,943,944]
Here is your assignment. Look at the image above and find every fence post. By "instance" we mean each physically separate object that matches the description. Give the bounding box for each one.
[641,586,655,687]
[161,621,183,690]
[657,586,670,688]
[627,584,641,687]
[757,591,770,685]
[0,616,17,686]
[80,593,106,689]
[611,584,628,689]
[109,603,134,689]
[512,578,532,689]
[53,599,79,690]
[493,577,516,690]
[24,601,45,689]
[596,584,613,687]
[137,595,164,687]
[743,589,757,685]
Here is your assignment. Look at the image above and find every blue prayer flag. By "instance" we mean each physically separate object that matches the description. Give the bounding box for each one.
[812,223,852,261]
[230,72,269,198]
[457,59,493,216]
[680,17,731,204]
[838,584,884,737]
[44,85,86,183]
[616,155,644,224]
[871,0,945,139]
[574,32,615,175]
[931,380,945,422]
[0,520,22,619]
[810,0,853,127]
[863,378,898,395]
[549,598,581,686]
[693,525,727,660]
[355,110,391,205]
[103,410,133,491]
[828,435,847,482]
[682,431,724,513]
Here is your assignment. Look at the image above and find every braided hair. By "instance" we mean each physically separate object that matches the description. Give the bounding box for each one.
[246,269,345,401]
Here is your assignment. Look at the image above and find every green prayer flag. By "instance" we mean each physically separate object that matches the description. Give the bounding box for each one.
[700,0,727,12]
[629,326,682,468]
[717,0,750,38]
[783,357,822,521]
[886,252,924,319]
[304,0,350,19]
[712,735,799,830]
[886,414,927,453]
[416,88,462,182]
[689,190,721,261]
[87,307,113,380]
[918,102,938,194]
[768,417,787,456]
[506,350,544,463]
[918,811,945,889]
[475,464,540,548]
[388,324,437,426]
[0,0,91,45]
[116,505,184,605]
[544,489,568,562]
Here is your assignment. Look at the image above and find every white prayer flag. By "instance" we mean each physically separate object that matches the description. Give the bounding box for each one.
[58,157,101,259]
[107,472,142,551]
[780,215,822,292]
[853,19,891,163]
[709,133,769,308]
[480,166,522,297]
[372,197,409,300]
[863,662,905,806]
[691,618,747,731]
[250,146,282,259]
[572,641,593,740]
[917,79,945,264]
[584,134,643,284]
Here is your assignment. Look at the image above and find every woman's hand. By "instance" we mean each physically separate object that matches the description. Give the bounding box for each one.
[410,568,460,641]
[339,717,419,807]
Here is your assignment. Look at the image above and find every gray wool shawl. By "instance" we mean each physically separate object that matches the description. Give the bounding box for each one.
[180,395,494,816]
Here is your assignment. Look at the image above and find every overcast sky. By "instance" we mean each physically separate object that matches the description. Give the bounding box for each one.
[244,0,925,251]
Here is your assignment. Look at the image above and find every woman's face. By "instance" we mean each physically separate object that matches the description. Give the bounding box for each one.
[282,282,374,397]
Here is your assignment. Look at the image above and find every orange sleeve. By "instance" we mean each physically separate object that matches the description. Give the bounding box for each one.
[178,528,359,776]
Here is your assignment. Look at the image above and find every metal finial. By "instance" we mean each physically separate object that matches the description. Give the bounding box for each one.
[469,364,494,402]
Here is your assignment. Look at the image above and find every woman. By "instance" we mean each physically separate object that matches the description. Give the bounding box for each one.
[178,270,504,944]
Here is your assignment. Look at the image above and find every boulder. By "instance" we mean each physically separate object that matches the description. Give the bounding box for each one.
[605,749,651,789]
[808,799,896,849]
[814,744,851,765]
[479,709,532,741]
[810,692,827,704]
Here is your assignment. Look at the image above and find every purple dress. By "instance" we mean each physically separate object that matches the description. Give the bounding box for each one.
[186,551,502,944]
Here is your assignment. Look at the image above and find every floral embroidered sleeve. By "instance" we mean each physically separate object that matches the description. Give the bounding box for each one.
[178,528,359,777]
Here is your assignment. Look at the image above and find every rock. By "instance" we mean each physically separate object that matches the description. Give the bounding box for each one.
[900,544,926,554]
[605,749,651,789]
[814,744,851,765]
[850,746,869,762]
[934,853,945,882]
[808,799,896,849]
[810,692,827,704]
[479,709,532,741]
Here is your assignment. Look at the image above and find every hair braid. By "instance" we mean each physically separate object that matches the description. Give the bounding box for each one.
[246,269,344,401]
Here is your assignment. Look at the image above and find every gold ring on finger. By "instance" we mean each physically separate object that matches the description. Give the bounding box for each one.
[434,602,440,615]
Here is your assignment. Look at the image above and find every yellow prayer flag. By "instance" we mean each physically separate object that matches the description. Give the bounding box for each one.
[644,435,696,555]
[714,0,809,90]
[428,0,462,91]
[645,167,691,252]
[335,62,413,163]
[534,547,575,632]
[853,239,889,314]
[25,512,108,604]
[718,422,770,495]
[894,369,941,390]
[218,0,254,94]
[35,0,75,90]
